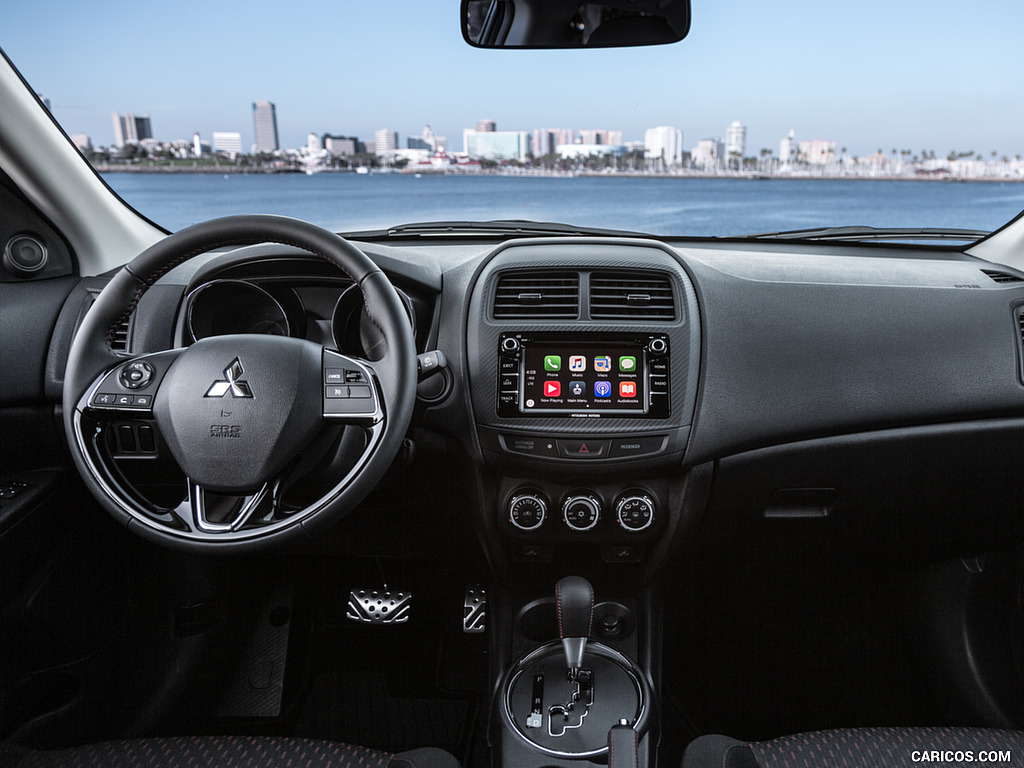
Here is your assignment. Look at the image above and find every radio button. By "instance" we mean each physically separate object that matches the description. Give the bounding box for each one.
[649,375,669,394]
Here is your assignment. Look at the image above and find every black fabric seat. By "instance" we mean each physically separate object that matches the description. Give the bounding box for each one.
[0,735,459,768]
[682,727,1024,768]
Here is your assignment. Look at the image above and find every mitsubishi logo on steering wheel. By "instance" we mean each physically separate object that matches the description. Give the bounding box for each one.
[204,358,254,398]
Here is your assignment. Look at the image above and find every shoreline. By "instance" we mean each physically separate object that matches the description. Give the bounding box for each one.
[93,164,1024,184]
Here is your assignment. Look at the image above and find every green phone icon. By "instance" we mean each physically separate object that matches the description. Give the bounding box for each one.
[544,355,561,371]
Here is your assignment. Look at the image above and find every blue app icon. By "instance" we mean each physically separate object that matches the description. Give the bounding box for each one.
[594,381,612,398]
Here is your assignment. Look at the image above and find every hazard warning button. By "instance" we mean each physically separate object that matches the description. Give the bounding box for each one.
[556,439,609,459]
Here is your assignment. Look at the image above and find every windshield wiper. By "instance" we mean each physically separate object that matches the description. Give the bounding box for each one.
[739,225,988,243]
[344,219,654,240]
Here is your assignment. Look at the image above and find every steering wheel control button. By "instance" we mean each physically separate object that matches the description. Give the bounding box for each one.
[326,385,348,398]
[345,369,366,382]
[348,385,371,398]
[563,493,601,531]
[616,493,655,532]
[93,393,118,406]
[119,361,155,389]
[557,439,609,459]
[509,492,548,531]
[325,368,346,384]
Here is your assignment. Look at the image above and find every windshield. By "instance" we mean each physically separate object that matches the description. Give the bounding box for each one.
[6,1,1024,238]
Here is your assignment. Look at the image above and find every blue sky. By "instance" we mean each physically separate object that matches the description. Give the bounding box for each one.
[4,0,1023,158]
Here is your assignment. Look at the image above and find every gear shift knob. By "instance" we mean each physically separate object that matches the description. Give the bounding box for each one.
[555,576,594,673]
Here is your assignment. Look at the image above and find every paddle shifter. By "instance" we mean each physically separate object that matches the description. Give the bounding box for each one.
[555,575,594,681]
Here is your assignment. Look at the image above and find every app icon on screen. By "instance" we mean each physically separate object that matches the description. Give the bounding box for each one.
[594,356,611,372]
[619,356,637,372]
[619,381,637,398]
[544,381,561,397]
[544,355,561,372]
[569,355,586,372]
[594,381,612,398]
[569,381,586,397]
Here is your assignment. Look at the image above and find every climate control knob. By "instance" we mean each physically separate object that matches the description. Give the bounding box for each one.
[616,492,655,532]
[508,492,547,531]
[562,493,601,532]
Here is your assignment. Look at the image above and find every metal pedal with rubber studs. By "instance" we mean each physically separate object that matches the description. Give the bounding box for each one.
[464,584,487,633]
[346,589,411,624]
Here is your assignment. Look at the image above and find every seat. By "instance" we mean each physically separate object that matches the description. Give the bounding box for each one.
[0,735,460,768]
[682,727,1024,768]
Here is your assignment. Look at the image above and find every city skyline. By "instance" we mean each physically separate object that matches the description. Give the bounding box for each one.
[5,0,1023,159]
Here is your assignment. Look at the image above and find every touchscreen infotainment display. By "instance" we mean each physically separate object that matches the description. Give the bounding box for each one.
[520,341,646,415]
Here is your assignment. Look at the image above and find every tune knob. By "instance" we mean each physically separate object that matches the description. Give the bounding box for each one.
[562,493,601,532]
[616,492,655,532]
[508,492,547,531]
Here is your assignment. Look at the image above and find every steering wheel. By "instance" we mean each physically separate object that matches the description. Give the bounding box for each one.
[62,215,417,553]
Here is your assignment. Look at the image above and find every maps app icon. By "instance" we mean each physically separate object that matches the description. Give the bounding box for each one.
[594,356,611,372]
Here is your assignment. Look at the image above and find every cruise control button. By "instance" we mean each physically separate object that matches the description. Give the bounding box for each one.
[325,368,346,384]
[557,439,609,458]
[326,385,349,399]
[348,385,371,398]
[345,369,366,383]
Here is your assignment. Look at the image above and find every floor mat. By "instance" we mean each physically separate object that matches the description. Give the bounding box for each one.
[294,670,471,755]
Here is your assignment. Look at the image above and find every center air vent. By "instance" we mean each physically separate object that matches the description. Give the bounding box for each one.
[590,272,675,319]
[493,271,579,318]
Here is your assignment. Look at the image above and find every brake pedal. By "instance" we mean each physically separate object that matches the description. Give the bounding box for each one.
[347,589,411,624]
[464,584,487,633]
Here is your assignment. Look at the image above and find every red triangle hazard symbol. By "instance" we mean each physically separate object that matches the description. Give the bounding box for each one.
[578,443,590,454]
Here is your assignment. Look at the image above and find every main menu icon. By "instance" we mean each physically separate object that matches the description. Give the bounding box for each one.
[569,381,586,396]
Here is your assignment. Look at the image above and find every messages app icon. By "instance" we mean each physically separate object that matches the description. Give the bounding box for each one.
[544,355,561,371]
[619,356,637,372]
[594,356,611,373]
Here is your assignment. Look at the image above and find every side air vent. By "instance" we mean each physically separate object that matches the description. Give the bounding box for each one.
[493,271,580,318]
[982,269,1024,284]
[590,272,675,320]
[109,315,132,353]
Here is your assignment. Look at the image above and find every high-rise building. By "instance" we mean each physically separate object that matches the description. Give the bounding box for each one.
[644,126,683,168]
[726,121,747,159]
[475,119,497,133]
[798,138,837,165]
[463,129,529,161]
[323,135,359,157]
[112,112,153,147]
[375,129,399,153]
[531,129,573,158]
[779,130,796,165]
[692,138,725,170]
[252,101,279,152]
[579,129,623,146]
[212,131,243,156]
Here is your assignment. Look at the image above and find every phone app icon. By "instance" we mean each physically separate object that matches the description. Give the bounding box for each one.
[619,356,637,372]
[569,381,586,397]
[619,381,637,398]
[594,355,611,372]
[569,355,586,372]
[544,355,561,372]
[544,381,561,397]
[594,381,612,398]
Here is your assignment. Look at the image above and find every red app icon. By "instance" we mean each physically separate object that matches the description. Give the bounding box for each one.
[544,381,561,397]
[619,381,637,398]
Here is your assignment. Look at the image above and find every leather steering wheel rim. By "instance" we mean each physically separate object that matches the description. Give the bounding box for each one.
[62,215,417,553]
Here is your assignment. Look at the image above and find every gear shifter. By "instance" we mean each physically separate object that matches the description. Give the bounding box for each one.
[555,575,594,681]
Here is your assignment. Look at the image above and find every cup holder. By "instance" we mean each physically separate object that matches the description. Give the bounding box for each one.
[516,598,635,642]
